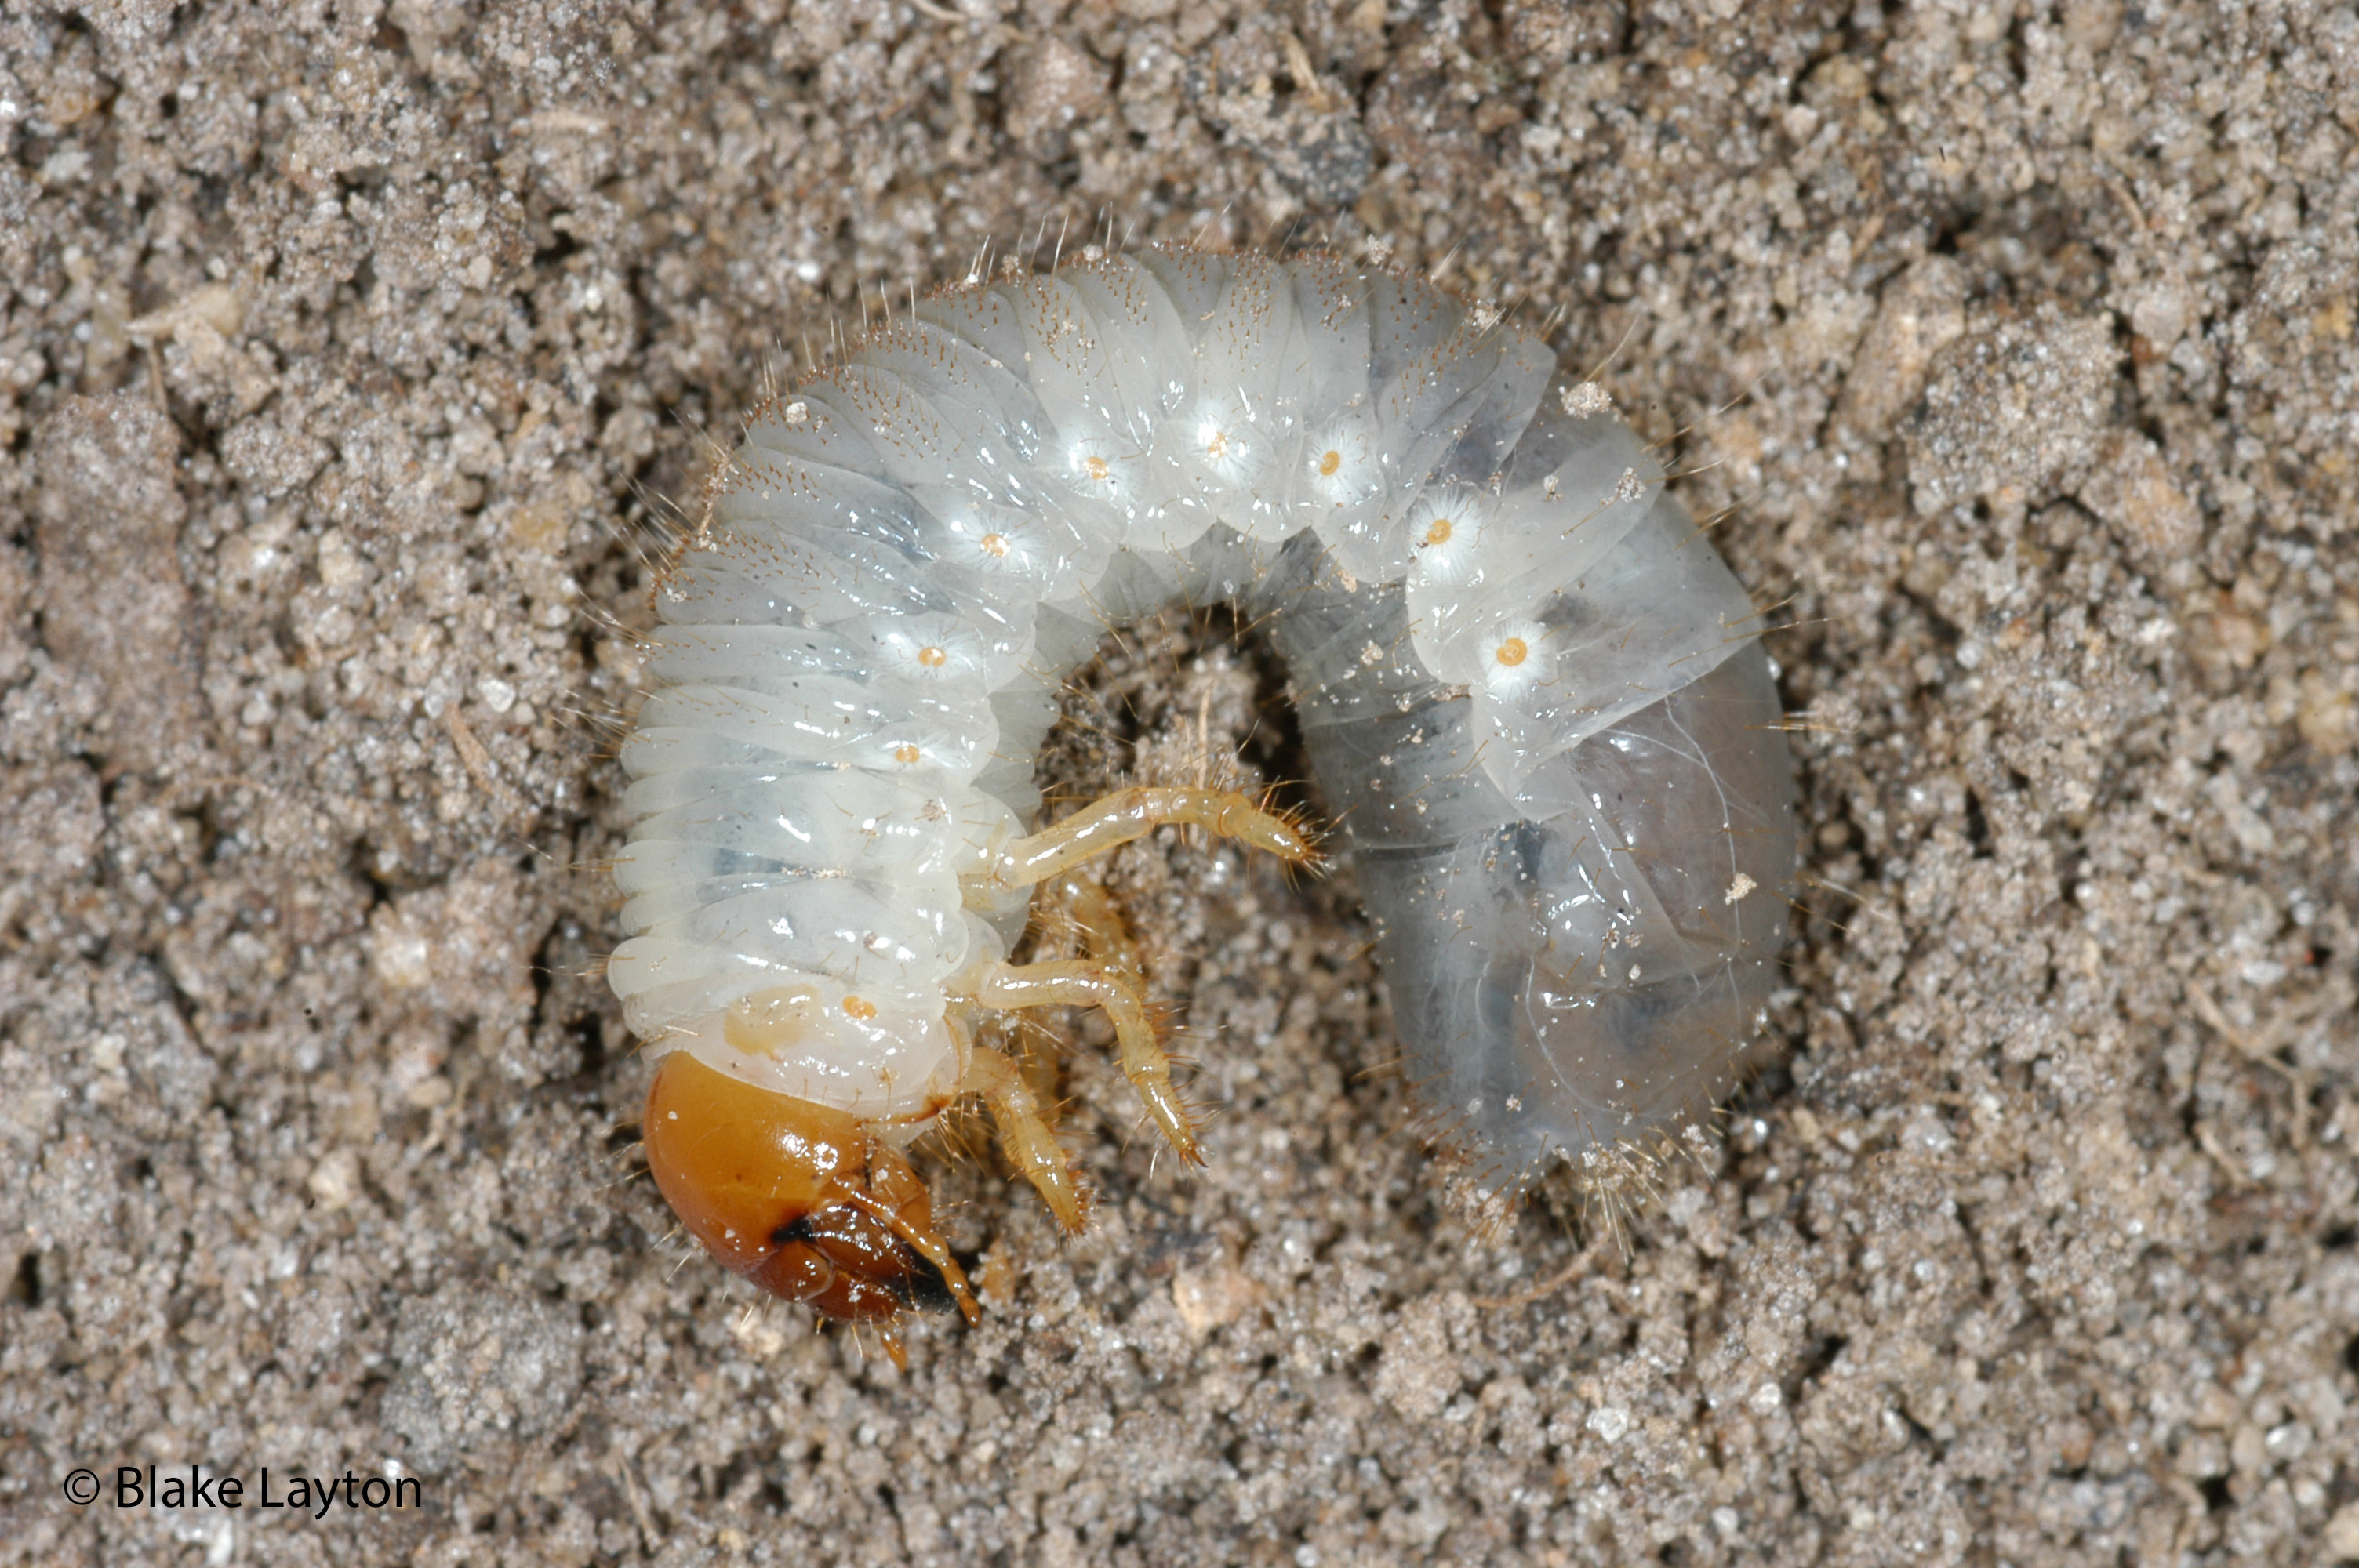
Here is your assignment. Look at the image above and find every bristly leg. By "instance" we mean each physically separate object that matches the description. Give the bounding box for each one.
[961,1042,1092,1233]
[966,957,1204,1165]
[983,785,1317,891]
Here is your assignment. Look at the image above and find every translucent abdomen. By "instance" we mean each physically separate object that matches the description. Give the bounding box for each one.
[614,245,1797,1213]
[1262,532,1796,1197]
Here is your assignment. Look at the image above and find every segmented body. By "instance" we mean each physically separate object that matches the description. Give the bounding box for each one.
[609,245,1795,1330]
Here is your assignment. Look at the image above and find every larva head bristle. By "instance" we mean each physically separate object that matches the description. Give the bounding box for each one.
[590,1112,654,1190]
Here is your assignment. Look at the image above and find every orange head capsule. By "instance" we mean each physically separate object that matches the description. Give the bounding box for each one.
[642,1051,979,1338]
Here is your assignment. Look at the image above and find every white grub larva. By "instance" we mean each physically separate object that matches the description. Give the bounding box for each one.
[609,245,1796,1357]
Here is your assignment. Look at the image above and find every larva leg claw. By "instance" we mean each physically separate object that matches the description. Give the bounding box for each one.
[971,959,1204,1166]
[965,1044,1091,1233]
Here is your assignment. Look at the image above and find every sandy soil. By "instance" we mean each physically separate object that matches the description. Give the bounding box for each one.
[4,1,2357,1563]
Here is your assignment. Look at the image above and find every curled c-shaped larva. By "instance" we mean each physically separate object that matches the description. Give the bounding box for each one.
[609,243,1796,1356]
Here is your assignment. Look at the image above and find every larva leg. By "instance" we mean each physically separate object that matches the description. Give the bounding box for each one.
[1012,1011,1067,1106]
[1041,872,1143,981]
[1029,873,1154,1141]
[964,1044,1091,1233]
[832,1176,983,1328]
[969,959,1203,1165]
[985,786,1314,889]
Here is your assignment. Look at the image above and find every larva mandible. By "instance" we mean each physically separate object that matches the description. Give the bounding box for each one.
[609,243,1796,1356]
